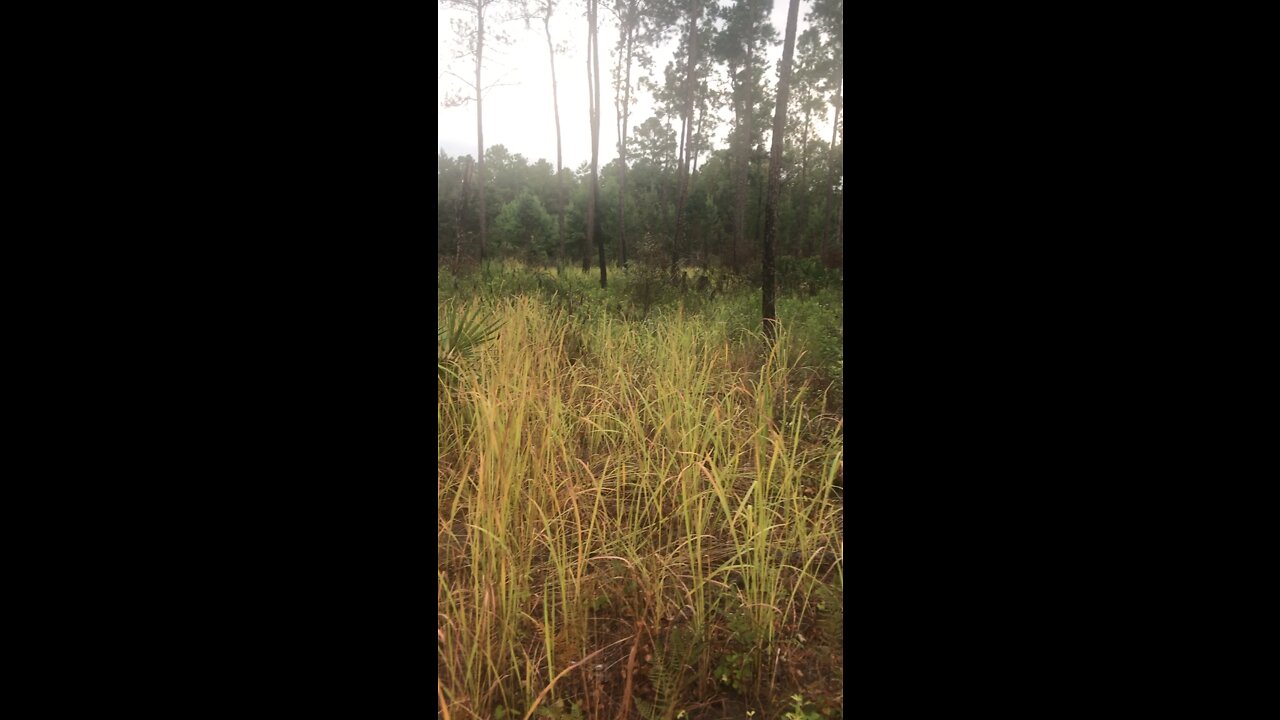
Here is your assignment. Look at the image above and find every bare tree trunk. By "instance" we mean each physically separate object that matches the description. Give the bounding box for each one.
[691,99,707,264]
[755,146,765,244]
[616,25,633,268]
[763,0,801,344]
[672,113,687,272]
[544,10,566,273]
[590,0,606,287]
[456,156,472,269]
[614,34,624,264]
[475,4,487,263]
[692,98,704,175]
[660,167,672,251]
[582,16,593,273]
[691,98,706,176]
[825,78,842,252]
[801,103,811,256]
[731,49,753,274]
[836,107,843,255]
[729,102,741,269]
[836,187,843,258]
[672,3,700,273]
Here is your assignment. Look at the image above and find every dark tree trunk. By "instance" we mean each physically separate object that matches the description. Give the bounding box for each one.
[800,102,811,255]
[582,15,593,273]
[590,0,606,287]
[672,112,687,272]
[475,4,487,262]
[692,98,705,177]
[691,98,707,264]
[728,121,740,269]
[825,78,842,252]
[763,0,801,344]
[660,168,672,250]
[617,27,633,268]
[836,187,843,258]
[755,147,765,244]
[836,107,843,254]
[456,156,472,268]
[730,57,749,273]
[544,10,566,272]
[672,3,700,273]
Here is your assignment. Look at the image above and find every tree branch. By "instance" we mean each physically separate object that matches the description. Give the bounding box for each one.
[443,70,478,90]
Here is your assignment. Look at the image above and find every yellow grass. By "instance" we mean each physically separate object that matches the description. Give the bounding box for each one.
[438,293,843,719]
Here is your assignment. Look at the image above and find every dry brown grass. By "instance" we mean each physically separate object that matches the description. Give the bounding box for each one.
[438,293,843,719]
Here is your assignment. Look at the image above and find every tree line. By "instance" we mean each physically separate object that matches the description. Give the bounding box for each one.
[440,0,842,334]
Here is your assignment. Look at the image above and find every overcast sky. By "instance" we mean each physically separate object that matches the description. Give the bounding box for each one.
[437,0,830,170]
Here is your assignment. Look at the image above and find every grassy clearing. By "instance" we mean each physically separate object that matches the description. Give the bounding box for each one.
[438,265,843,719]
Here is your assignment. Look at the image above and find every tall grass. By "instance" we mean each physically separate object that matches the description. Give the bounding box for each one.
[438,290,843,719]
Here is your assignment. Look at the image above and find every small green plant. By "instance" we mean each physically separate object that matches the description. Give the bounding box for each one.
[534,699,585,719]
[714,612,761,695]
[714,649,755,695]
[437,302,503,383]
[783,694,824,720]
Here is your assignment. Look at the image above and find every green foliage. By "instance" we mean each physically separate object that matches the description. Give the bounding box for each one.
[714,610,761,696]
[814,585,844,649]
[776,256,839,296]
[714,648,755,696]
[783,694,824,720]
[495,190,556,263]
[638,625,700,720]
[437,302,504,384]
[438,261,843,409]
[533,699,585,719]
[778,289,843,394]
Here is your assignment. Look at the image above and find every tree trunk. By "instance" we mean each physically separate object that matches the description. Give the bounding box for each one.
[583,14,593,273]
[456,156,472,269]
[616,26,633,268]
[825,77,842,252]
[729,108,740,269]
[691,98,707,263]
[733,98,747,270]
[836,187,843,259]
[732,48,754,274]
[475,4,487,262]
[545,10,566,273]
[660,169,672,251]
[763,0,801,344]
[836,106,843,255]
[692,98,706,177]
[672,3,700,273]
[801,103,811,255]
[672,112,687,272]
[590,0,606,287]
[755,147,765,244]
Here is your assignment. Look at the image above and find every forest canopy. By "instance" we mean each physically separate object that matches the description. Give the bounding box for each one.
[438,0,843,275]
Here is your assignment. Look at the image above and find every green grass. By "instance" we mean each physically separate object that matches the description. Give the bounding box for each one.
[438,264,843,719]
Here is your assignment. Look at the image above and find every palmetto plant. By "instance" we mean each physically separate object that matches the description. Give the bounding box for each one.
[438,303,503,383]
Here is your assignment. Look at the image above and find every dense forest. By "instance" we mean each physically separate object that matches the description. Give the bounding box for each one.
[437,0,842,280]
[438,2,843,719]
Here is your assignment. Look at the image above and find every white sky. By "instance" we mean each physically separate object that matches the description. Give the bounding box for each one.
[437,0,831,170]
